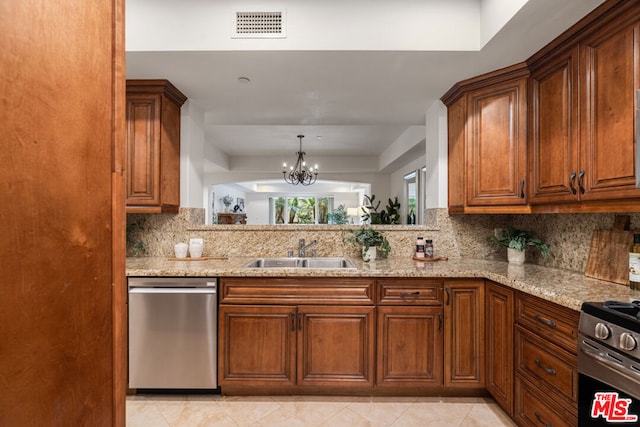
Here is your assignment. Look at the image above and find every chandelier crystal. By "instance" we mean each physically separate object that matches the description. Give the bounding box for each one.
[282,135,318,185]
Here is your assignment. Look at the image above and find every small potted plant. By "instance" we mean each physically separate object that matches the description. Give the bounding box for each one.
[488,227,549,264]
[344,226,391,262]
[221,195,234,212]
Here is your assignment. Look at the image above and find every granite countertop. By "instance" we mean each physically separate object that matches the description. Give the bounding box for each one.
[126,256,640,311]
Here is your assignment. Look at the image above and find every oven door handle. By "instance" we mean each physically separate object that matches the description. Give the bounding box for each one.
[580,341,639,379]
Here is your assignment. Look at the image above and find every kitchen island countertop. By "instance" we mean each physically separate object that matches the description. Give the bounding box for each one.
[126,256,640,311]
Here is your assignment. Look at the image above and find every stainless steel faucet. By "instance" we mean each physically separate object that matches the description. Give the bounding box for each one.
[298,239,317,257]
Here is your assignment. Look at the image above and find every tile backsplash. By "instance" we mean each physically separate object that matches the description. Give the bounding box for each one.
[127,208,640,274]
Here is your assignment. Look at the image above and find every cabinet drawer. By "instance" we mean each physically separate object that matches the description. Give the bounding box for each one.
[516,293,579,353]
[220,278,375,305]
[514,374,577,427]
[515,326,578,403]
[377,279,442,305]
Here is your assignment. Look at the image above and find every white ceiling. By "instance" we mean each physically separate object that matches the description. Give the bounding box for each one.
[125,0,605,177]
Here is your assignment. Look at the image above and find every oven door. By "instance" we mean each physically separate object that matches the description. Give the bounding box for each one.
[578,334,640,426]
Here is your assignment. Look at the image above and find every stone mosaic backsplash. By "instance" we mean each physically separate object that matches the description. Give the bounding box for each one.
[126,208,640,274]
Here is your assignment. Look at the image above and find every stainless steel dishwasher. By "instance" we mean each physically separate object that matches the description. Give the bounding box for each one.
[128,277,217,389]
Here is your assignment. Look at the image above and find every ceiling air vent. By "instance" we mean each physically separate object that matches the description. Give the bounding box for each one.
[232,10,286,39]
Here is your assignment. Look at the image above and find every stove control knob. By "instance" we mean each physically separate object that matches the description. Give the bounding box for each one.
[619,333,637,351]
[594,323,611,340]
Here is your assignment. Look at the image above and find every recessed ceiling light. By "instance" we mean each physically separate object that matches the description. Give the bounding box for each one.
[237,76,251,84]
[316,136,322,140]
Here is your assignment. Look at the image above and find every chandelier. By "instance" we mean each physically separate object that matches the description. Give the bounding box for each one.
[282,135,318,185]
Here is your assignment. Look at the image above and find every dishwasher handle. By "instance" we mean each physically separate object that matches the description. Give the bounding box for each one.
[129,287,217,294]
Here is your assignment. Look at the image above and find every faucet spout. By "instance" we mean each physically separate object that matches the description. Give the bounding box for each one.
[298,239,318,257]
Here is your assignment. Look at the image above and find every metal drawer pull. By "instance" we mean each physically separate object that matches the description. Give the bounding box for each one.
[534,314,557,328]
[569,171,577,195]
[578,170,585,194]
[291,312,296,331]
[520,179,525,198]
[445,287,450,306]
[534,411,553,427]
[298,312,303,331]
[400,291,420,296]
[438,313,443,332]
[534,359,557,376]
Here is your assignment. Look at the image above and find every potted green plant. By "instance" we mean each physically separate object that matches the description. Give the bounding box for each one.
[344,226,391,262]
[361,194,401,224]
[488,227,549,264]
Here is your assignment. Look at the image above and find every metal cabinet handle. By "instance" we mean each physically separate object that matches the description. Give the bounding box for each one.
[291,312,296,331]
[298,312,303,331]
[445,287,450,306]
[569,172,577,195]
[400,291,420,296]
[520,179,525,198]
[534,411,553,427]
[438,313,443,332]
[534,359,557,376]
[534,314,557,328]
[578,170,585,194]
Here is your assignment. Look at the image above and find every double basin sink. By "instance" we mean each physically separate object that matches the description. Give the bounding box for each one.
[243,257,357,269]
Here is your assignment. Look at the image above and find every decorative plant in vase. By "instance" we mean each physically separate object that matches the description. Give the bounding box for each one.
[221,195,234,212]
[488,227,549,264]
[344,226,391,262]
[361,195,401,224]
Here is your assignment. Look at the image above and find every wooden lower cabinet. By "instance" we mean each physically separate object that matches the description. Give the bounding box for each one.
[514,374,577,427]
[376,305,443,387]
[298,305,375,387]
[514,292,579,425]
[444,280,485,388]
[218,303,374,389]
[485,281,514,417]
[218,305,296,386]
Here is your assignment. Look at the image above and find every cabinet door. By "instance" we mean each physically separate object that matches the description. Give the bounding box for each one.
[466,78,528,206]
[125,94,161,206]
[218,305,296,386]
[580,22,640,201]
[448,96,466,213]
[444,280,485,388]
[485,281,514,416]
[529,47,580,204]
[376,306,443,387]
[297,306,375,388]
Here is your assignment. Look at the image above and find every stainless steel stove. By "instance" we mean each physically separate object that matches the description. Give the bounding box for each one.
[578,300,640,425]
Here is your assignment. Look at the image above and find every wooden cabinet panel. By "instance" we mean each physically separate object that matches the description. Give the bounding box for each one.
[514,374,577,427]
[515,326,578,403]
[125,80,186,213]
[298,306,375,387]
[466,77,528,207]
[529,47,580,204]
[580,22,640,201]
[447,96,466,212]
[376,306,443,387]
[444,280,485,388]
[220,277,375,306]
[485,281,514,416]
[377,278,442,306]
[126,95,161,205]
[218,305,296,386]
[516,292,579,354]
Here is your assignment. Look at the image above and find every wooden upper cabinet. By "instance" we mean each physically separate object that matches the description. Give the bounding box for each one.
[529,47,580,205]
[442,64,530,213]
[579,20,640,202]
[466,76,528,207]
[447,96,466,213]
[125,80,187,213]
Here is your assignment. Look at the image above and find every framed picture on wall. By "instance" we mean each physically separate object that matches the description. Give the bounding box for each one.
[237,197,245,213]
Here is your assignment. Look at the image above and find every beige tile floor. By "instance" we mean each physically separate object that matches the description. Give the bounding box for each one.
[127,394,517,427]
